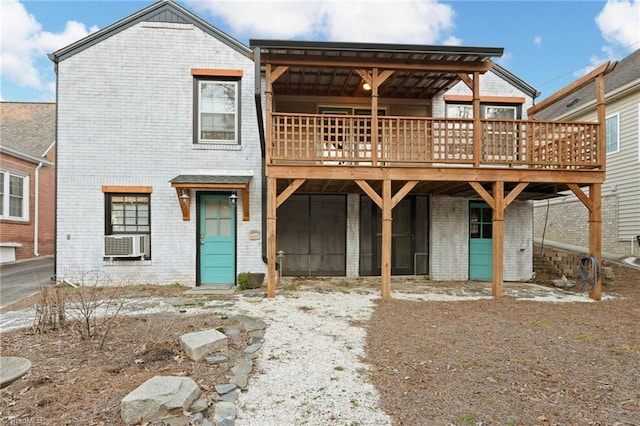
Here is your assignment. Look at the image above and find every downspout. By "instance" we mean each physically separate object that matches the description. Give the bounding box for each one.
[33,162,43,256]
[253,46,269,267]
[48,52,58,279]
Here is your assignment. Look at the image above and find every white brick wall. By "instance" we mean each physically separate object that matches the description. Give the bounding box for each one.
[56,22,263,285]
[430,196,469,280]
[433,70,535,118]
[430,196,533,281]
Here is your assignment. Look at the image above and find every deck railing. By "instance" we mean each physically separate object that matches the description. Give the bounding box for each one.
[270,113,601,169]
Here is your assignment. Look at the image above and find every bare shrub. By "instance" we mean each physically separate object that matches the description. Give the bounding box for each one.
[32,285,67,333]
[64,272,129,349]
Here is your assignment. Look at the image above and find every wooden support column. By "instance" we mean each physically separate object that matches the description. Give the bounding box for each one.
[589,183,603,300]
[595,75,607,172]
[265,64,274,166]
[266,177,277,298]
[381,179,392,298]
[371,68,379,166]
[567,183,603,301]
[472,72,481,167]
[492,181,505,298]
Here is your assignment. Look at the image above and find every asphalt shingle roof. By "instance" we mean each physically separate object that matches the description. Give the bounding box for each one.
[535,49,640,120]
[0,102,56,158]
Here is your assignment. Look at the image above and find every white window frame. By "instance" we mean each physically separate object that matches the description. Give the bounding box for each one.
[196,79,239,145]
[445,103,519,119]
[0,170,29,221]
[605,112,620,154]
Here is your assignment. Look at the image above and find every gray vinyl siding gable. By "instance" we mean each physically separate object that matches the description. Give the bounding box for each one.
[567,89,640,242]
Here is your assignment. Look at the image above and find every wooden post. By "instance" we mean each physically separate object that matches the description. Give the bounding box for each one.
[381,179,392,298]
[472,72,481,167]
[267,177,277,298]
[492,181,504,298]
[265,64,273,166]
[371,68,379,166]
[589,183,602,300]
[595,75,606,171]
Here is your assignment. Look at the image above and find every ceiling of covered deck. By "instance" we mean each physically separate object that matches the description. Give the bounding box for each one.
[276,178,573,201]
[251,40,504,99]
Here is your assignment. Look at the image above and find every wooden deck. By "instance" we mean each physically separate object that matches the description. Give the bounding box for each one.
[270,113,601,170]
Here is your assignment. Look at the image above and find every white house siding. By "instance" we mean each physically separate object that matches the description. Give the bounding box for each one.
[533,88,640,257]
[431,196,533,282]
[56,22,263,285]
[432,69,536,118]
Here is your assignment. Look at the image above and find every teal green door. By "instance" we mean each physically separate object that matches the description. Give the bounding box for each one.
[469,202,492,281]
[199,195,235,285]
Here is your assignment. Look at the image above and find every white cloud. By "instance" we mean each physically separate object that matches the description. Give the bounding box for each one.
[0,0,97,96]
[188,0,456,44]
[595,0,640,48]
[533,36,542,47]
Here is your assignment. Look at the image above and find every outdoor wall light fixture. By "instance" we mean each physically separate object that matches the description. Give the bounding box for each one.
[179,191,190,209]
[229,192,238,206]
[362,82,372,91]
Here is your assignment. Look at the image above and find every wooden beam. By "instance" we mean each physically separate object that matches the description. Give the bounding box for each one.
[391,181,418,209]
[102,185,152,193]
[354,69,371,86]
[269,65,289,85]
[241,188,250,222]
[381,180,392,298]
[492,181,504,298]
[191,68,243,78]
[377,70,394,86]
[588,183,602,301]
[265,64,274,166]
[595,74,607,172]
[174,188,190,221]
[371,69,379,166]
[355,180,382,209]
[504,182,528,208]
[457,73,473,91]
[567,183,593,211]
[527,61,617,117]
[276,178,306,208]
[261,57,496,73]
[469,182,495,209]
[267,164,606,184]
[267,177,277,298]
[472,72,481,167]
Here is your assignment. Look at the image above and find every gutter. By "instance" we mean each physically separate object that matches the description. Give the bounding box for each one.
[34,162,43,256]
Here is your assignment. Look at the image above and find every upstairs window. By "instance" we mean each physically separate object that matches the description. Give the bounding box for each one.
[446,103,520,119]
[605,113,620,154]
[0,170,28,221]
[195,79,239,144]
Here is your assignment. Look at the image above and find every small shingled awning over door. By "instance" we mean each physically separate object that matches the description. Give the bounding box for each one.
[170,174,252,221]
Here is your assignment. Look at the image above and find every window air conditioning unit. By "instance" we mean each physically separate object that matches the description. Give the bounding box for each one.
[104,234,149,258]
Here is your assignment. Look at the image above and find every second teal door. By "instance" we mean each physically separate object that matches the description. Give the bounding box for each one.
[469,202,493,281]
[199,194,235,285]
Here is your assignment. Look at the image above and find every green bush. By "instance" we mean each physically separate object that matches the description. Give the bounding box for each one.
[237,272,251,290]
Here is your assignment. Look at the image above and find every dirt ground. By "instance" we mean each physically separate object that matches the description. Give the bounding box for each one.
[365,262,640,425]
[0,263,639,425]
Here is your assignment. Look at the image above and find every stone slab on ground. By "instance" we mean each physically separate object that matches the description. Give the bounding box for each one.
[120,376,200,425]
[0,357,31,388]
[179,328,228,361]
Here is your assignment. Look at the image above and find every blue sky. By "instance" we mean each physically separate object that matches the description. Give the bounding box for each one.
[1,0,639,102]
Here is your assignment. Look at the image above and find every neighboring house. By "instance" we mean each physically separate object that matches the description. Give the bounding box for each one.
[51,0,611,300]
[532,49,640,258]
[0,102,56,263]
